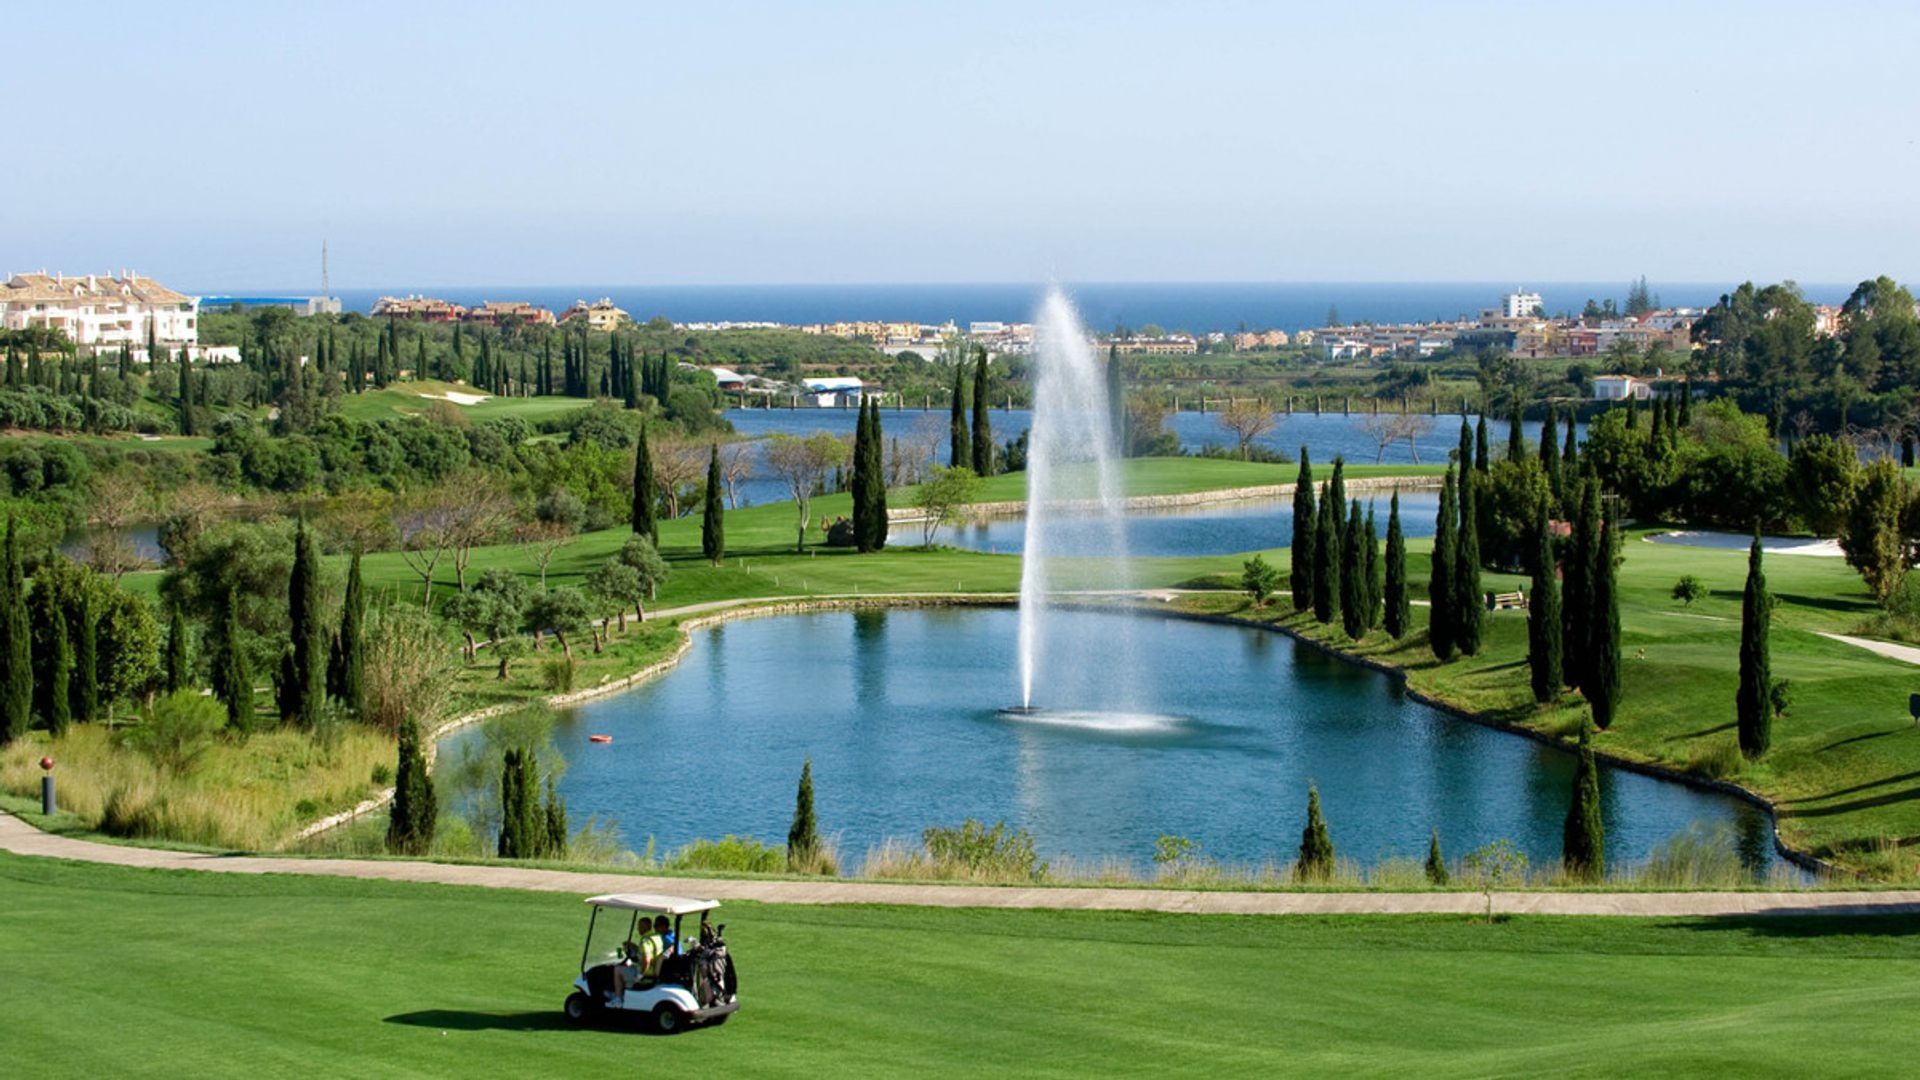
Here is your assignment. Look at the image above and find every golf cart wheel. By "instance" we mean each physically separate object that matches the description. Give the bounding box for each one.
[653,1003,686,1033]
[564,992,593,1024]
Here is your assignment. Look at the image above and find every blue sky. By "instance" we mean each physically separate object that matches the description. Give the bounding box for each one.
[3,1,1915,289]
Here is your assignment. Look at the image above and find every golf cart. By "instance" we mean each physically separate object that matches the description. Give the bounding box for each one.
[564,893,739,1032]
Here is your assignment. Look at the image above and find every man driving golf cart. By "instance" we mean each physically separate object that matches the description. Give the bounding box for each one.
[565,893,738,1033]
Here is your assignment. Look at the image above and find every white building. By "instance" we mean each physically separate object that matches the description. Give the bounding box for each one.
[2,270,198,347]
[800,376,863,407]
[1503,290,1544,319]
[1592,374,1653,401]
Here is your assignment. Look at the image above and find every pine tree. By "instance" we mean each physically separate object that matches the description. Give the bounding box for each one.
[1429,467,1458,660]
[1311,484,1338,624]
[287,521,323,727]
[1474,413,1489,473]
[1341,501,1366,639]
[328,551,366,713]
[1290,451,1315,611]
[703,443,726,565]
[43,604,71,736]
[1527,500,1563,702]
[1425,829,1449,885]
[971,348,994,476]
[1384,492,1410,638]
[1562,722,1606,881]
[1589,507,1622,729]
[1737,535,1772,758]
[631,425,657,543]
[949,358,970,468]
[1563,480,1598,691]
[787,758,821,870]
[1364,504,1382,630]
[387,719,437,855]
[1455,471,1484,656]
[164,600,191,693]
[71,593,97,725]
[0,521,31,744]
[215,588,252,731]
[1296,784,1335,882]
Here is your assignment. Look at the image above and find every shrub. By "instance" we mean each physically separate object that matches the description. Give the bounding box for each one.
[1636,823,1748,889]
[539,656,576,692]
[665,835,786,874]
[99,785,163,837]
[371,762,393,786]
[1685,739,1746,780]
[122,690,224,774]
[1670,575,1706,605]
[921,819,1045,880]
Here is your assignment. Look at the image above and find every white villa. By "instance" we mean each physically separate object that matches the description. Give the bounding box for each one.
[1592,374,1654,401]
[1,270,198,347]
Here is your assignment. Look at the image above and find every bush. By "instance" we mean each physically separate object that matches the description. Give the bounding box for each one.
[665,835,786,874]
[370,762,393,786]
[1636,823,1748,888]
[539,655,576,692]
[122,691,224,774]
[99,785,163,837]
[921,819,1045,880]
[1671,575,1705,605]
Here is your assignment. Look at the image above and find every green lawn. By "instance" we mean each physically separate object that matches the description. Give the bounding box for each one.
[5,854,1919,1077]
[334,383,598,424]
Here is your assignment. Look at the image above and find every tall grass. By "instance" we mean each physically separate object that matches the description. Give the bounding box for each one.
[2,723,391,851]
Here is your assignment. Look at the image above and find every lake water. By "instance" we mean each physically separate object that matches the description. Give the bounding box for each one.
[946,490,1443,557]
[445,607,1781,872]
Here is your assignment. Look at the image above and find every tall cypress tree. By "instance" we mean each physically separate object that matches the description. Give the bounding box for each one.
[71,593,97,725]
[1455,472,1484,656]
[949,358,970,468]
[1311,484,1338,624]
[1456,417,1472,479]
[1105,346,1128,454]
[1527,500,1563,702]
[1563,480,1598,691]
[177,348,195,436]
[1296,784,1335,882]
[387,719,437,855]
[1290,451,1315,611]
[1473,413,1489,473]
[1561,722,1606,881]
[971,348,993,476]
[1327,456,1348,557]
[1737,535,1772,759]
[1539,399,1560,491]
[1507,399,1525,461]
[703,443,726,566]
[328,551,366,714]
[1679,376,1693,427]
[1429,467,1458,661]
[1364,504,1382,631]
[1589,507,1622,729]
[1384,492,1410,639]
[215,588,251,730]
[164,600,190,694]
[868,398,888,550]
[0,521,31,744]
[850,397,874,551]
[1340,500,1366,639]
[631,425,657,543]
[287,521,323,727]
[1562,409,1578,478]
[788,758,821,870]
[44,606,71,736]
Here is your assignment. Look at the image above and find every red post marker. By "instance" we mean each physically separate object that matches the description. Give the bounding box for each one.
[39,756,54,771]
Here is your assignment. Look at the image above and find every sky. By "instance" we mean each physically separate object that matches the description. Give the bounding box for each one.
[3,1,1916,290]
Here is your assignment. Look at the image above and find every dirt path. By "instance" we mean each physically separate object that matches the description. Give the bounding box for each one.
[4,812,1913,916]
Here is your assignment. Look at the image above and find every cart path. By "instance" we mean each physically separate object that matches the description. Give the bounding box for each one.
[5,813,1916,917]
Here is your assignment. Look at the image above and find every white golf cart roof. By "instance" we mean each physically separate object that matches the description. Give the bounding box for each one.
[583,893,720,915]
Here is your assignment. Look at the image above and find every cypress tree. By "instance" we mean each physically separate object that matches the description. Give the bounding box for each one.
[1539,399,1560,491]
[703,443,726,566]
[1384,492,1410,638]
[1455,471,1484,656]
[1561,722,1606,881]
[164,600,190,693]
[1289,451,1315,611]
[287,521,323,727]
[387,719,437,855]
[1327,457,1348,554]
[850,398,873,551]
[1425,828,1449,885]
[1429,467,1458,660]
[1311,484,1338,624]
[868,398,888,550]
[971,348,993,476]
[1737,535,1772,759]
[1562,409,1578,477]
[1507,399,1525,460]
[0,521,31,744]
[949,358,970,468]
[1589,507,1622,729]
[71,593,97,725]
[328,551,366,713]
[497,748,541,859]
[1473,413,1489,473]
[1563,480,1598,691]
[631,426,657,543]
[1364,503,1382,630]
[42,606,71,736]
[177,348,195,436]
[787,758,820,870]
[542,776,569,858]
[1340,500,1366,639]
[1105,346,1128,454]
[1296,784,1335,882]
[1527,500,1563,702]
[1456,417,1472,478]
[215,588,251,730]
[1679,376,1693,427]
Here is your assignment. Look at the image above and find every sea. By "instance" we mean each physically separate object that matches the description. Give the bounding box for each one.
[228,281,1854,335]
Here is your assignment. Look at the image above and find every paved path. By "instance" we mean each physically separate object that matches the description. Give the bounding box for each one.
[1818,631,1920,666]
[5,813,1914,917]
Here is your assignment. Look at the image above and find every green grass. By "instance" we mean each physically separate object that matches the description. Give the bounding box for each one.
[5,854,1920,1077]
[333,383,597,424]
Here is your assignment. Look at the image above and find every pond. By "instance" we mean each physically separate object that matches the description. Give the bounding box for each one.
[445,607,1781,874]
[945,489,1443,557]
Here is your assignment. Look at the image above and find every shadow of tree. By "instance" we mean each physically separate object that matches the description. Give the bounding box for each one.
[1666,912,1920,937]
[383,1009,640,1034]
[1777,770,1920,807]
[1816,729,1905,754]
[1669,721,1738,741]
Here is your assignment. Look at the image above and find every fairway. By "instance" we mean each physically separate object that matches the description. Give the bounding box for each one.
[4,854,1919,1077]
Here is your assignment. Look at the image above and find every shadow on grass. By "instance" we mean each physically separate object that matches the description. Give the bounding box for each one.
[1817,729,1906,754]
[1773,591,1878,616]
[1671,721,1738,741]
[381,1009,668,1034]
[1778,770,1920,807]
[1670,912,1920,937]
[1778,784,1920,820]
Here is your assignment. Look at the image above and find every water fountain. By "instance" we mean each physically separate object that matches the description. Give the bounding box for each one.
[1011,288,1138,714]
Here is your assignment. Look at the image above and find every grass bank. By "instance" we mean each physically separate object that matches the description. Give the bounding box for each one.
[4,854,1919,1077]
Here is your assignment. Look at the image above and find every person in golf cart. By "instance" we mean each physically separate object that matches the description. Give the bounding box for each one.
[568,893,739,1031]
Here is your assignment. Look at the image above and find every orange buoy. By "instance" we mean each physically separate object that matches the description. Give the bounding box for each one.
[588,734,613,744]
